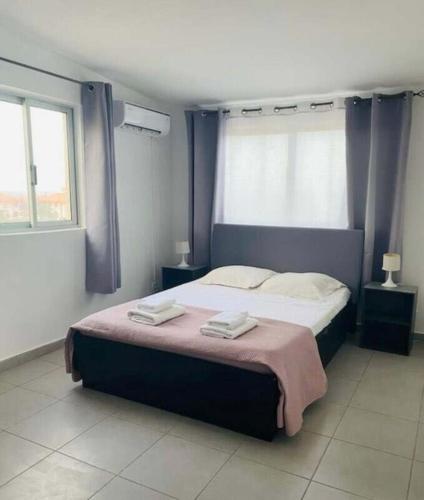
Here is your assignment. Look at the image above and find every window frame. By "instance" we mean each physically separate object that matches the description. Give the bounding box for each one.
[0,92,78,233]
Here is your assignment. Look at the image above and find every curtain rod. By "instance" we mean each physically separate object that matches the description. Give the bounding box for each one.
[0,55,83,85]
[220,91,424,116]
[222,100,335,115]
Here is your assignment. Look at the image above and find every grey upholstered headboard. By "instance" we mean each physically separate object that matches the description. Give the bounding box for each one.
[211,224,364,302]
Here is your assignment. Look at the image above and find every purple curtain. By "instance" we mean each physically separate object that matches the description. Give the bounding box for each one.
[82,82,121,293]
[346,92,412,283]
[185,110,218,266]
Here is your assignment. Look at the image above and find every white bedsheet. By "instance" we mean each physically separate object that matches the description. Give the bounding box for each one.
[149,281,350,336]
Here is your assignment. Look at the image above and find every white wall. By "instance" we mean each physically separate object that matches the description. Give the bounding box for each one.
[402,98,424,334]
[0,27,187,361]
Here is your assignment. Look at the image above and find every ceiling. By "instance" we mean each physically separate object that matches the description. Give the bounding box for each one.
[0,0,423,105]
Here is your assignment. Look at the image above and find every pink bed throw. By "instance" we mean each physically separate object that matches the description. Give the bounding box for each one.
[65,301,327,436]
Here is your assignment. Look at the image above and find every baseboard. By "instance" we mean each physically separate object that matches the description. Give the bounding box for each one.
[0,337,65,373]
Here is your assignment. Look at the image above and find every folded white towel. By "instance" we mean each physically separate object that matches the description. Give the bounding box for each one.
[207,310,248,330]
[201,317,258,340]
[137,297,176,314]
[128,304,185,326]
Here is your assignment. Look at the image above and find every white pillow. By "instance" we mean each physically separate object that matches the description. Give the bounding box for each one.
[258,272,346,300]
[199,266,276,289]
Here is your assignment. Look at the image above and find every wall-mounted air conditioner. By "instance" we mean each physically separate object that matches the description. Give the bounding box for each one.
[113,101,170,137]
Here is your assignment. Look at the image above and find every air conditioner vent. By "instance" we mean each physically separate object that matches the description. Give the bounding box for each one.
[113,101,170,137]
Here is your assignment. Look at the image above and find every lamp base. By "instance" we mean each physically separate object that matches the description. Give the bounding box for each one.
[382,271,397,288]
[177,254,189,268]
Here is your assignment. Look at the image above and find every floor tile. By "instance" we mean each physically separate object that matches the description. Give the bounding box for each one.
[22,367,80,399]
[415,423,424,462]
[304,482,368,499]
[236,430,329,478]
[366,351,424,376]
[38,348,66,366]
[170,416,247,452]
[0,432,50,486]
[302,401,346,437]
[0,452,112,499]
[121,435,229,500]
[325,346,371,381]
[314,439,411,500]
[116,400,181,432]
[0,387,56,428]
[408,460,424,500]
[198,456,307,500]
[323,376,358,405]
[60,416,163,473]
[8,400,106,449]
[62,386,125,414]
[411,340,424,358]
[0,359,57,385]
[92,477,173,499]
[338,342,374,360]
[351,369,423,421]
[0,381,14,395]
[335,407,418,458]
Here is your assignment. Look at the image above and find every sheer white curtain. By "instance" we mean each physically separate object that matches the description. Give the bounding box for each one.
[213,109,348,229]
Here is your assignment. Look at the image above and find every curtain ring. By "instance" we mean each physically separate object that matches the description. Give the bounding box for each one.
[201,111,207,117]
[88,84,95,92]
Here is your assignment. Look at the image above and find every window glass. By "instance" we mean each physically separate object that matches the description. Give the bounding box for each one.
[30,106,72,222]
[0,95,76,231]
[0,100,30,224]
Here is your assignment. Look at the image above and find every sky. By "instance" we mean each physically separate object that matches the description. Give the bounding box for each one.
[0,100,68,194]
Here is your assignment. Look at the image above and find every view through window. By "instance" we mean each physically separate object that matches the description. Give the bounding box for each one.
[0,96,76,229]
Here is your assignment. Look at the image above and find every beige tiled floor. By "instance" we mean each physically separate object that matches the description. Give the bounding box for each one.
[0,341,423,499]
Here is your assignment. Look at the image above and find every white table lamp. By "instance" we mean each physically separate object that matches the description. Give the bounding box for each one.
[176,241,190,268]
[382,253,401,288]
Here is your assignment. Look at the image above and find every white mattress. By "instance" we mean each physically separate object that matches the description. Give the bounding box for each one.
[151,281,350,336]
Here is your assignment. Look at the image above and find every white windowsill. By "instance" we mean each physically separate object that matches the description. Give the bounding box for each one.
[0,225,85,237]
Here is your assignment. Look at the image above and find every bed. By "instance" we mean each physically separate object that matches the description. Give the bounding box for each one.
[69,224,363,441]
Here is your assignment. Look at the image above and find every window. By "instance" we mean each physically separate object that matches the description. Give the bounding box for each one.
[214,108,348,229]
[0,94,77,231]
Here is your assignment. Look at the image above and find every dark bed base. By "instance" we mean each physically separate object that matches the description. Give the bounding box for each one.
[73,302,354,441]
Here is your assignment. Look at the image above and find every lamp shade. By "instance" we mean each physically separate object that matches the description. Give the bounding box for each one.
[176,240,190,254]
[382,253,401,272]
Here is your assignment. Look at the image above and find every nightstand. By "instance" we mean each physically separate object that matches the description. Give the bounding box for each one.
[360,282,418,355]
[162,265,209,290]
